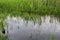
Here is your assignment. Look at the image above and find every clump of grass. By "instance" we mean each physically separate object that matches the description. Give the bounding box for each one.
[0,0,60,15]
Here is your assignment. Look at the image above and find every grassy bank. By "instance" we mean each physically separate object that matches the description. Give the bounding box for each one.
[0,0,60,15]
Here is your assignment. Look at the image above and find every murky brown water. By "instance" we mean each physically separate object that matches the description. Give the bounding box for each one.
[3,15,60,40]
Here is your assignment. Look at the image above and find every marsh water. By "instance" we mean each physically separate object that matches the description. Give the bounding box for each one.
[3,15,60,40]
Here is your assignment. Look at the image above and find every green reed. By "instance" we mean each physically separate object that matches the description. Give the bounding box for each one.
[0,0,60,15]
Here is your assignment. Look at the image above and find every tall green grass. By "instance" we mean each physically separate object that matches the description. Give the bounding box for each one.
[0,0,60,15]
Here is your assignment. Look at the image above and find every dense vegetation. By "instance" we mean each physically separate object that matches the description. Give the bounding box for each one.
[0,0,60,15]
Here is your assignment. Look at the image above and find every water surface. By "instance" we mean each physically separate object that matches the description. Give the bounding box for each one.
[3,15,60,40]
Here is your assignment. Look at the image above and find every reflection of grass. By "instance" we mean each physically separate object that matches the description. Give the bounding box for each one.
[50,34,56,40]
[45,34,56,40]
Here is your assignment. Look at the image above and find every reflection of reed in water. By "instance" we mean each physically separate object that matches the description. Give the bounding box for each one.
[29,33,33,40]
[3,16,60,40]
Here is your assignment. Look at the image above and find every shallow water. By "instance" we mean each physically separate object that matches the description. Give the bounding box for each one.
[3,15,60,40]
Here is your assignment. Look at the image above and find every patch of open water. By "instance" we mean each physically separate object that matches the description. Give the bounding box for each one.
[3,15,60,40]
